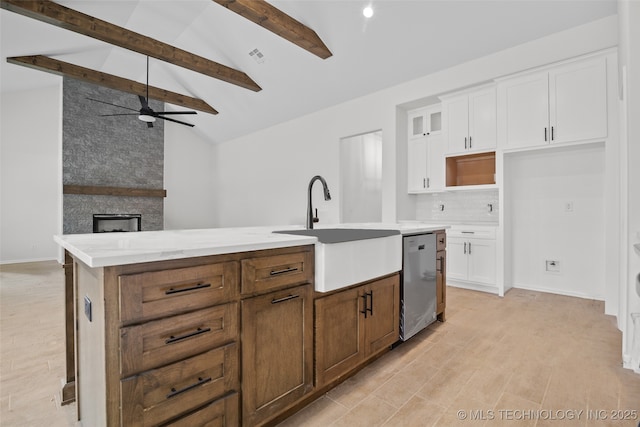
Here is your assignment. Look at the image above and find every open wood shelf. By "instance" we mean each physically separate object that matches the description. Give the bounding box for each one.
[446,151,496,187]
[63,185,167,198]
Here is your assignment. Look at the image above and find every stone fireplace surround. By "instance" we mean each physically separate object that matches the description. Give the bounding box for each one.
[62,77,165,234]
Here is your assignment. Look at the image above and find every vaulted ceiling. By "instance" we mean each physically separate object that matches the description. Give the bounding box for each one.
[1,0,616,144]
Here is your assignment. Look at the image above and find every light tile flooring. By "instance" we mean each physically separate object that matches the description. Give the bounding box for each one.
[1,261,639,426]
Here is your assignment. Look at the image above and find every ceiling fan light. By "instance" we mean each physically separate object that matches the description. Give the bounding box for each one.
[138,114,156,123]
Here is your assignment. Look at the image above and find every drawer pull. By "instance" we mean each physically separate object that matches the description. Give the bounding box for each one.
[165,327,212,345]
[165,282,211,295]
[271,294,300,304]
[269,267,299,276]
[167,376,212,399]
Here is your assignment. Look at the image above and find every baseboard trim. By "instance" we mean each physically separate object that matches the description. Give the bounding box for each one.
[447,281,500,295]
[511,282,604,301]
[0,257,58,265]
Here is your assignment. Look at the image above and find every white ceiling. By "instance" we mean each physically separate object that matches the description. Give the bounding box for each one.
[0,0,616,144]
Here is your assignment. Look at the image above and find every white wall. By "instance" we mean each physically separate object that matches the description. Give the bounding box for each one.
[618,0,640,372]
[0,84,62,263]
[163,123,217,230]
[214,16,618,229]
[505,144,606,299]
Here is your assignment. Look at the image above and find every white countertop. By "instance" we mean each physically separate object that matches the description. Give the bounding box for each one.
[54,222,449,268]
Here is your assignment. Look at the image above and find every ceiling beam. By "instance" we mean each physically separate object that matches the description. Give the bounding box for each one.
[213,0,332,60]
[7,55,219,115]
[1,0,262,91]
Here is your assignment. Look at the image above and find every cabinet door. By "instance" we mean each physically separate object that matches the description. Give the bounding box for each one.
[500,72,549,149]
[468,88,497,151]
[364,275,399,357]
[407,137,428,193]
[436,250,446,319]
[315,287,364,387]
[467,239,496,285]
[241,284,314,426]
[408,109,427,139]
[426,134,445,191]
[446,237,468,281]
[444,96,470,154]
[549,58,607,145]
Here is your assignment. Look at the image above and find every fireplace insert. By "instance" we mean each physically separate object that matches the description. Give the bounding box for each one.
[93,214,141,233]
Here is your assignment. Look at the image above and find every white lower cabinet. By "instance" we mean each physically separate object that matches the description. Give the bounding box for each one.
[447,226,497,291]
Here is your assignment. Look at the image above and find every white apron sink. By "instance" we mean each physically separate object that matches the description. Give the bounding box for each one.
[273,228,402,292]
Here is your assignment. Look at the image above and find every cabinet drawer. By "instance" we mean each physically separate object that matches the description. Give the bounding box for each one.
[120,303,238,377]
[121,343,238,427]
[241,249,313,295]
[436,232,446,251]
[164,392,239,427]
[447,226,496,240]
[119,262,239,324]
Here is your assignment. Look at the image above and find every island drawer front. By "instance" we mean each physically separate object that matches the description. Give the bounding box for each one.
[120,343,238,427]
[241,249,313,295]
[119,261,239,324]
[163,392,239,427]
[436,232,446,251]
[120,303,238,377]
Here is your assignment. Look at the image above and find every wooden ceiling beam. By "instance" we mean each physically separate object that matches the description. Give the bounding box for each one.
[213,0,332,59]
[0,0,261,91]
[7,55,218,115]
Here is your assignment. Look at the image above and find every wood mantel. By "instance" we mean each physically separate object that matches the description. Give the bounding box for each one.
[63,185,167,198]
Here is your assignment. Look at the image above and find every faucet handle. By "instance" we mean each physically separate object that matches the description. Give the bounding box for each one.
[313,208,320,223]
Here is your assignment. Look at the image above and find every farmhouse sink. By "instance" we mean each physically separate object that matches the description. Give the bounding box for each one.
[273,228,402,292]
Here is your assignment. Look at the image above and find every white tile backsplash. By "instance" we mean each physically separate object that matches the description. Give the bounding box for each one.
[415,189,498,223]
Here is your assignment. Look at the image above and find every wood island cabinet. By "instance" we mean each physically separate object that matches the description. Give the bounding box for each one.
[240,248,314,427]
[436,231,447,321]
[70,244,314,427]
[315,274,400,387]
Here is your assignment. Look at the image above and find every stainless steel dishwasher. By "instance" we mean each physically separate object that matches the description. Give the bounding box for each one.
[400,232,437,341]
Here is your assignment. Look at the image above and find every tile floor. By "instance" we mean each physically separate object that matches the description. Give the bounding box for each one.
[1,261,639,426]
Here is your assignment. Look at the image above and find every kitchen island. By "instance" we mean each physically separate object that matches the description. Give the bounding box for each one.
[55,223,446,426]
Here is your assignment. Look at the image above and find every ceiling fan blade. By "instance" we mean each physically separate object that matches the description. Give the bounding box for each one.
[154,111,197,115]
[156,115,195,127]
[100,113,139,117]
[87,97,139,112]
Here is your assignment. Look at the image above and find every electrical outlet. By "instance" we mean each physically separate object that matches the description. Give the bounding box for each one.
[545,260,561,273]
[564,201,573,212]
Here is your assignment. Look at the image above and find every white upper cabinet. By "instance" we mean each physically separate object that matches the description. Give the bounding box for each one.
[442,86,497,155]
[407,134,445,193]
[549,59,608,144]
[408,105,442,140]
[407,105,444,194]
[497,57,607,150]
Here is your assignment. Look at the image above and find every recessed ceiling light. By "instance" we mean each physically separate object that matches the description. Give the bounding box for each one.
[363,6,374,18]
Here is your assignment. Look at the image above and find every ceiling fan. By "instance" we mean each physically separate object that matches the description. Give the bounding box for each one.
[88,56,196,128]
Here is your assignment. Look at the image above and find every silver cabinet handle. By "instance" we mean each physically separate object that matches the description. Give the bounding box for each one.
[464,242,467,254]
[544,127,548,141]
[464,137,468,149]
[469,136,472,148]
[468,242,472,254]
